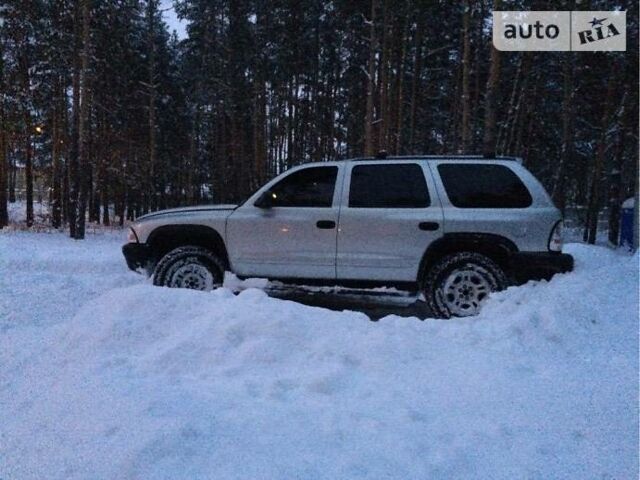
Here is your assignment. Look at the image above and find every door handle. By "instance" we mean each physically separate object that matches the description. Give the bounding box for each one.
[316,220,336,229]
[419,221,439,231]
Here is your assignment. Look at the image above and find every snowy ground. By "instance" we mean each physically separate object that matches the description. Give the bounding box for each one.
[0,229,638,479]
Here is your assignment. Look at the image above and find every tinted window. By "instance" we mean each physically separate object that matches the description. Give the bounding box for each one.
[349,164,430,208]
[438,164,532,208]
[268,166,337,207]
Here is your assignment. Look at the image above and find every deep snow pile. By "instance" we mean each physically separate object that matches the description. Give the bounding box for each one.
[0,231,638,479]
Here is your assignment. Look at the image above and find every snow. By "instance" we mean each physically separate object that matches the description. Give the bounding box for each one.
[7,200,49,226]
[0,230,638,479]
[0,231,141,327]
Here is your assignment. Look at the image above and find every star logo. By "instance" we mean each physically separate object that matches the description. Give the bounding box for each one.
[589,17,607,27]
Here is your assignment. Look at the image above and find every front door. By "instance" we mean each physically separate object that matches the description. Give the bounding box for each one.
[226,164,343,279]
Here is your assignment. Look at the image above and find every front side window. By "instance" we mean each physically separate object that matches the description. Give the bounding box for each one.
[349,164,430,208]
[267,166,338,207]
[437,164,533,208]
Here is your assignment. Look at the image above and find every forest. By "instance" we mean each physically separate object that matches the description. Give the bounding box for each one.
[0,0,638,242]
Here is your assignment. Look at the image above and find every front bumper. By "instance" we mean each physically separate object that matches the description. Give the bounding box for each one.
[122,243,154,273]
[508,252,574,284]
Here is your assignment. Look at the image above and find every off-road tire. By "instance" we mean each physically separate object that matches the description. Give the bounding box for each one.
[422,252,508,319]
[153,246,225,291]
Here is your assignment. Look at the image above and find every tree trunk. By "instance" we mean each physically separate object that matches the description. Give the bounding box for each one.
[496,53,523,154]
[0,116,6,228]
[585,72,616,244]
[18,47,34,227]
[551,53,574,213]
[378,0,390,152]
[24,112,33,227]
[51,87,63,228]
[188,102,199,203]
[89,163,99,223]
[500,53,530,155]
[101,159,110,226]
[505,57,530,154]
[68,0,82,238]
[634,156,640,251]
[62,161,69,224]
[607,150,623,246]
[364,0,378,156]
[445,59,461,153]
[146,0,158,211]
[393,11,408,155]
[470,0,485,151]
[482,0,501,157]
[252,26,267,189]
[408,12,424,154]
[607,87,629,245]
[0,53,6,228]
[75,0,91,239]
[459,0,471,154]
[8,150,16,203]
[60,73,70,225]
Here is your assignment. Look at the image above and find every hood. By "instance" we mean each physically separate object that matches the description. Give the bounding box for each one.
[137,204,237,221]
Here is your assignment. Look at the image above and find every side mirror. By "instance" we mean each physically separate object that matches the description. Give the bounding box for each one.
[255,190,274,209]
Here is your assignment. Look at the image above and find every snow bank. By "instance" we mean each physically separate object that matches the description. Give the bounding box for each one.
[0,231,141,329]
[0,237,638,479]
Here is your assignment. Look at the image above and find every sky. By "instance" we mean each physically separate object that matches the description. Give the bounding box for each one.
[160,0,188,40]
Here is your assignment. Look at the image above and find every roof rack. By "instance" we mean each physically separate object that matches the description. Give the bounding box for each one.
[350,154,522,162]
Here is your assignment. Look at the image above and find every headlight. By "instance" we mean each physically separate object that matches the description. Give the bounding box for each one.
[127,227,138,243]
[548,220,563,252]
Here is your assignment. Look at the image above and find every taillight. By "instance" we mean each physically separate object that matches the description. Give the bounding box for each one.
[548,221,563,252]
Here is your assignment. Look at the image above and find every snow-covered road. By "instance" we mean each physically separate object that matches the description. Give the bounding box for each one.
[0,231,638,479]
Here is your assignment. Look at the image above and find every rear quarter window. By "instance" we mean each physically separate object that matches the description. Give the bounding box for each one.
[437,164,532,208]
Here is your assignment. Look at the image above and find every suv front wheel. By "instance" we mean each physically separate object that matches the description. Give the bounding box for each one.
[153,246,225,291]
[423,252,508,318]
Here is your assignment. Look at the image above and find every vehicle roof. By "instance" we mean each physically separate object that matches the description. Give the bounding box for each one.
[346,154,522,162]
[293,155,522,168]
[288,155,523,170]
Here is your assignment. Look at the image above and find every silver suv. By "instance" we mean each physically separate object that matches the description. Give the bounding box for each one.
[123,155,573,318]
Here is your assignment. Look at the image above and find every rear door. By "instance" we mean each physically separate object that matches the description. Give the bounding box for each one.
[336,161,443,282]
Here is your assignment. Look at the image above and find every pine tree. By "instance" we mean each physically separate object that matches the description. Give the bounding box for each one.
[0,0,635,242]
[0,39,7,228]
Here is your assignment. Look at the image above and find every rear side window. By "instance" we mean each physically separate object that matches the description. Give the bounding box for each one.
[437,164,532,208]
[349,164,430,208]
[269,166,338,207]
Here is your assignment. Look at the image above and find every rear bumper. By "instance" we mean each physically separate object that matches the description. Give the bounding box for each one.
[122,243,154,273]
[508,252,574,284]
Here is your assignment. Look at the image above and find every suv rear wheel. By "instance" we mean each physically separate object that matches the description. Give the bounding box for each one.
[423,252,508,318]
[153,246,225,291]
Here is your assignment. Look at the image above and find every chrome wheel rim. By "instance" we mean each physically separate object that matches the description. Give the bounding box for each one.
[441,264,493,317]
[168,260,215,291]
